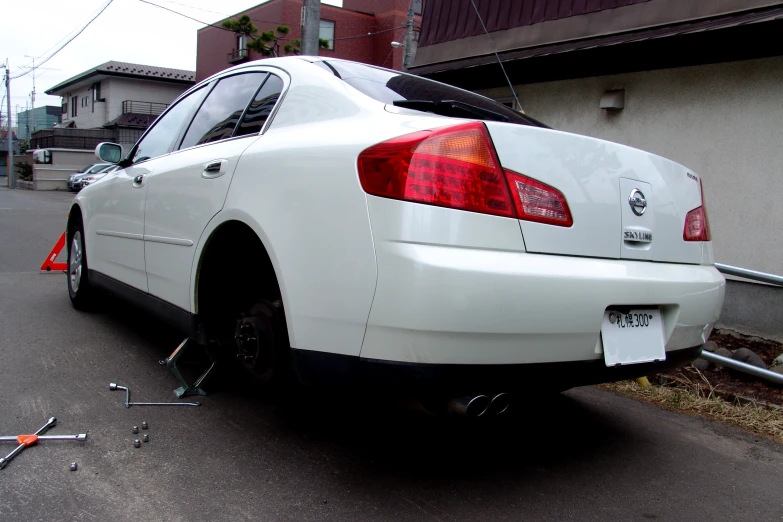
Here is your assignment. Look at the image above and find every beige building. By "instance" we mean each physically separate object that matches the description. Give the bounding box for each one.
[45,61,196,147]
[411,0,783,338]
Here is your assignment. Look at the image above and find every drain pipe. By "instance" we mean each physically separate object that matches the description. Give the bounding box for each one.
[700,350,783,385]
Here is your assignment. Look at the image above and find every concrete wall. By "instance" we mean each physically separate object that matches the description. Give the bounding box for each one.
[33,149,96,191]
[479,56,783,276]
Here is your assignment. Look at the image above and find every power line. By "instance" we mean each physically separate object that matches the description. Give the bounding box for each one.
[13,0,113,74]
[138,0,235,31]
[12,0,115,80]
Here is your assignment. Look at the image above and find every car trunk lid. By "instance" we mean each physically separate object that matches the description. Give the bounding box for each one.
[485,122,707,264]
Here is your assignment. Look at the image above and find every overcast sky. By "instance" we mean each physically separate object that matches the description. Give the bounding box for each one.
[2,0,340,123]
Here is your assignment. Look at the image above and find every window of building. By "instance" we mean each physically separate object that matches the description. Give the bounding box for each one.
[92,83,101,102]
[62,102,67,115]
[320,20,335,50]
[235,74,284,137]
[237,34,247,50]
[179,72,267,150]
[131,86,208,164]
[71,96,78,117]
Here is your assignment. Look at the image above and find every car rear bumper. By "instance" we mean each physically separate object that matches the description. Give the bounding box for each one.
[292,344,703,392]
[360,242,725,366]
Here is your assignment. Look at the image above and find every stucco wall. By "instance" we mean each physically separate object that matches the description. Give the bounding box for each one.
[479,56,783,276]
[102,78,189,122]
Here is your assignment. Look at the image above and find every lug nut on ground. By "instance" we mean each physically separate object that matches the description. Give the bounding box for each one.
[141,421,148,430]
[142,434,149,443]
[133,439,141,448]
[70,462,78,471]
[132,426,139,434]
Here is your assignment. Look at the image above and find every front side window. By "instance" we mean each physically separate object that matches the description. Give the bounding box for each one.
[131,86,207,164]
[179,73,266,150]
[320,20,335,50]
[235,75,284,137]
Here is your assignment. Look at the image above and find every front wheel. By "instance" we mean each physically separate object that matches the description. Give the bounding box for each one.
[67,221,98,310]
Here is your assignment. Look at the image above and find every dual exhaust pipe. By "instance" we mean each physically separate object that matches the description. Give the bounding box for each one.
[446,393,511,418]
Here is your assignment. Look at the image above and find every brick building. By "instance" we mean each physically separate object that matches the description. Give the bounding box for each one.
[196,0,421,81]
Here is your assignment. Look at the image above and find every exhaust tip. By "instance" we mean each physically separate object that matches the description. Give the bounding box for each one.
[488,393,511,416]
[448,395,490,418]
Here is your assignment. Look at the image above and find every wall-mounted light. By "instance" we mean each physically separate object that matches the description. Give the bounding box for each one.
[390,41,406,48]
[600,89,625,110]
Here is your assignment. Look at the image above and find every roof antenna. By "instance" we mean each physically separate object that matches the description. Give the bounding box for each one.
[468,0,522,112]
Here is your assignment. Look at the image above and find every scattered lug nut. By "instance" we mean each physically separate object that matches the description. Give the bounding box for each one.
[132,426,139,434]
[133,439,141,448]
[142,434,149,443]
[70,462,78,471]
[141,421,148,430]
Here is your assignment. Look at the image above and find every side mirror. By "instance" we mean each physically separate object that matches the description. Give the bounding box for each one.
[95,142,123,164]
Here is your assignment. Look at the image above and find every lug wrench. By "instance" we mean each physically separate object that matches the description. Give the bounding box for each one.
[109,383,201,407]
[0,417,86,470]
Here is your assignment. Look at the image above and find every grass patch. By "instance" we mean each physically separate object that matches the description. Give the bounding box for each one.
[600,375,783,443]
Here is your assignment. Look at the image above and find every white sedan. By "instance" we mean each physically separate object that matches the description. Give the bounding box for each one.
[67,57,724,417]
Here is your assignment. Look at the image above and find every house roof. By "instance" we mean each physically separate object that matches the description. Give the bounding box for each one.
[46,61,196,95]
[411,0,783,74]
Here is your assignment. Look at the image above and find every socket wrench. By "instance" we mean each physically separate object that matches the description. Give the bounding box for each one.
[109,383,201,407]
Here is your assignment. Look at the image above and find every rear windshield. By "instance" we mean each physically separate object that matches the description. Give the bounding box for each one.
[322,60,546,128]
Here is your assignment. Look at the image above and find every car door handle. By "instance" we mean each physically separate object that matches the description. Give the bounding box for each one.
[202,159,227,179]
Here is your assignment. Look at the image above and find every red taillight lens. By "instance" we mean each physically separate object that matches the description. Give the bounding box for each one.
[683,179,711,241]
[358,122,572,226]
[358,122,515,218]
[505,170,573,227]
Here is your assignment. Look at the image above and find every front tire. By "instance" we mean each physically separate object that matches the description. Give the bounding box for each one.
[67,221,98,310]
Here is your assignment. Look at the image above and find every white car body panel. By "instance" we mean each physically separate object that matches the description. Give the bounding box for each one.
[144,136,258,310]
[82,159,163,291]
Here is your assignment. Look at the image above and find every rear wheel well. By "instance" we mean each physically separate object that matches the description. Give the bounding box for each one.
[196,221,282,341]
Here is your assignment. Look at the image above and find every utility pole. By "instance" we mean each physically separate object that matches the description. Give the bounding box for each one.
[3,60,13,189]
[404,2,415,70]
[300,0,321,56]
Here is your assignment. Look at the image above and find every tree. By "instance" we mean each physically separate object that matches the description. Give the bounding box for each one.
[222,17,330,58]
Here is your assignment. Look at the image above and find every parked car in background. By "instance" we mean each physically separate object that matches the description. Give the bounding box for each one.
[67,163,111,191]
[65,57,725,418]
[80,164,120,188]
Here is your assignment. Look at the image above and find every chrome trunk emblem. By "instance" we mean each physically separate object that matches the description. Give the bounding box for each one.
[629,189,647,216]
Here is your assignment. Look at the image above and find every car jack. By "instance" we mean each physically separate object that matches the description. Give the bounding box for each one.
[160,338,218,398]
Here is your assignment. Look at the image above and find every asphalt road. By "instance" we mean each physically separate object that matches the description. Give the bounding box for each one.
[1,187,782,521]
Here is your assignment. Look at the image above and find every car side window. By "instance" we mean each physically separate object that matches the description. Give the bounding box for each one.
[179,73,267,150]
[235,74,284,137]
[131,86,207,164]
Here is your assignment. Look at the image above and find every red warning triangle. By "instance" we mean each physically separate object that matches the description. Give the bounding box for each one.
[40,232,68,272]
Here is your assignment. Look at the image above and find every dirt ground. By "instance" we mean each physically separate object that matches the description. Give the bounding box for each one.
[657,329,783,407]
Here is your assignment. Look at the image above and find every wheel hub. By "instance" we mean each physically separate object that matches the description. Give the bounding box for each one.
[234,315,274,375]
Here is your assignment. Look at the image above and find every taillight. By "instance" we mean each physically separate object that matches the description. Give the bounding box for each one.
[683,179,711,241]
[358,122,572,226]
[505,170,573,227]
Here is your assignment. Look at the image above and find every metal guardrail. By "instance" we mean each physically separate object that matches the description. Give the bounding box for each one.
[700,350,783,385]
[227,49,249,63]
[715,263,783,286]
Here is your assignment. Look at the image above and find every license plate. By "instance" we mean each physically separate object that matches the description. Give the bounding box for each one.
[601,309,665,366]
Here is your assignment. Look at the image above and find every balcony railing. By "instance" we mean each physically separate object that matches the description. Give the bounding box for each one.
[121,100,169,116]
[228,48,249,64]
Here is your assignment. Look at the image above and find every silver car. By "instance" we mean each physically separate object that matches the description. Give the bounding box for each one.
[67,163,112,191]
